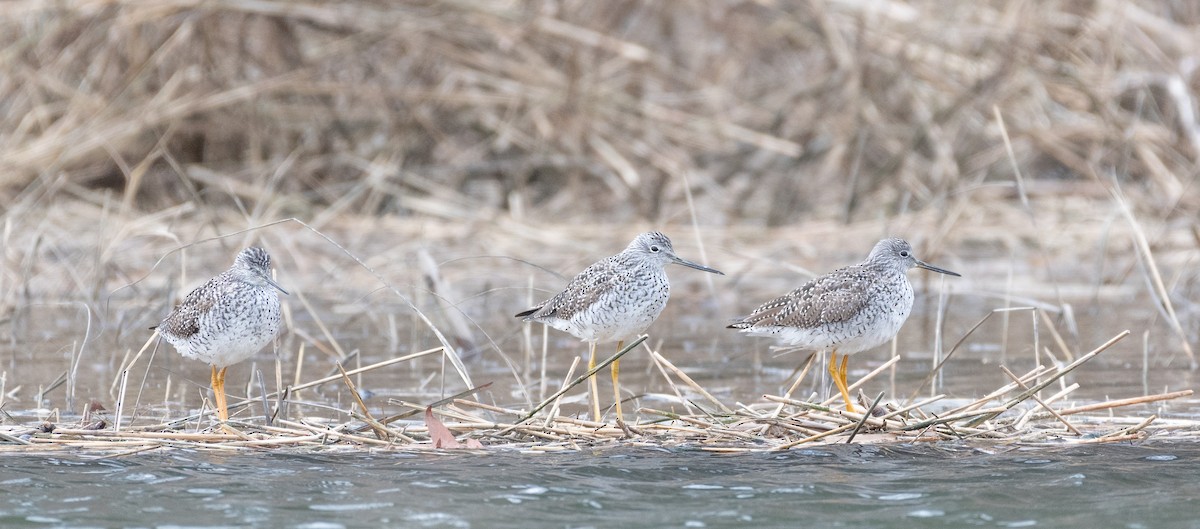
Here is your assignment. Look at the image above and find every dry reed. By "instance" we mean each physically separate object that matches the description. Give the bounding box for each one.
[0,1,1199,455]
[2,1,1200,224]
[2,326,1196,454]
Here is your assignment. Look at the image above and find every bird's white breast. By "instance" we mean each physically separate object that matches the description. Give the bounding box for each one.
[162,285,282,368]
[561,265,670,343]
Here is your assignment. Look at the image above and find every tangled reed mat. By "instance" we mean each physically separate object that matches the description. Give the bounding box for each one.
[2,327,1196,456]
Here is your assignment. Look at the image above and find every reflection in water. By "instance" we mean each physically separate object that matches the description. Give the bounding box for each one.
[0,444,1196,528]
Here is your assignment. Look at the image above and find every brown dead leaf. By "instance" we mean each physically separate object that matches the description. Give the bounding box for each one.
[425,406,462,449]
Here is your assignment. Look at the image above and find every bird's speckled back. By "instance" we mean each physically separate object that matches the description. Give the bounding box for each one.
[728,238,922,354]
[519,232,678,343]
[158,247,284,367]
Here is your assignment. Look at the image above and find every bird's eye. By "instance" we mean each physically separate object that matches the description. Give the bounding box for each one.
[900,250,910,257]
[650,245,660,252]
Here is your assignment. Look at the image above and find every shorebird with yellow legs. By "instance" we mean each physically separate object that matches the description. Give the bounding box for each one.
[728,238,959,412]
[155,247,288,424]
[517,232,723,427]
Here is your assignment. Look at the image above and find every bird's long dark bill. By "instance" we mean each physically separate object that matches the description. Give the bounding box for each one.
[671,256,725,275]
[267,277,291,295]
[915,260,961,277]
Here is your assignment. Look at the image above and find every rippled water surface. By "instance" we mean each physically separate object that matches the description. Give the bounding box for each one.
[2,443,1197,528]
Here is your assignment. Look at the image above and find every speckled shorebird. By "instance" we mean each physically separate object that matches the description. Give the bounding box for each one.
[516,232,724,424]
[154,247,287,422]
[728,238,959,412]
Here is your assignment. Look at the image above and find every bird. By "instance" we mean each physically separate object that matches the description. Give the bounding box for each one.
[154,247,288,423]
[516,231,724,424]
[727,238,959,412]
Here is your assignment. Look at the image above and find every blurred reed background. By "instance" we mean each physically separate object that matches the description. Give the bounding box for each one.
[0,0,1198,399]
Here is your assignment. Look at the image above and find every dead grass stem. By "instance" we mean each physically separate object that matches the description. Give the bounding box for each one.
[8,323,1191,453]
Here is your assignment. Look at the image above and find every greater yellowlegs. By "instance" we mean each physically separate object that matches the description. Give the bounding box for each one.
[728,238,959,412]
[155,247,288,422]
[517,231,724,424]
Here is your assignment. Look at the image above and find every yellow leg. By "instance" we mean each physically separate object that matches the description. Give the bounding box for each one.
[587,342,601,423]
[214,366,230,422]
[829,351,856,412]
[210,366,221,420]
[839,354,855,412]
[612,341,624,424]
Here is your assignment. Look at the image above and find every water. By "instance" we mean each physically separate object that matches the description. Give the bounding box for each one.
[2,243,1197,528]
[1,443,1196,528]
